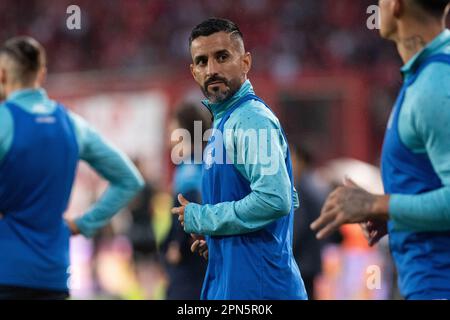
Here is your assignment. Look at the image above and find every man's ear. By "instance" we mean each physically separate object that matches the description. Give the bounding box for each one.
[190,63,195,80]
[393,0,403,18]
[0,68,6,85]
[36,67,47,86]
[190,63,201,82]
[242,52,252,76]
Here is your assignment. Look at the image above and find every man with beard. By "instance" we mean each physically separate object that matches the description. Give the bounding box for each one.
[171,18,307,300]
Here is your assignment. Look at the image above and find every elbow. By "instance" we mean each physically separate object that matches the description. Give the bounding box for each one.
[270,192,292,218]
[273,201,291,218]
[125,173,145,195]
[134,175,146,193]
[254,188,292,219]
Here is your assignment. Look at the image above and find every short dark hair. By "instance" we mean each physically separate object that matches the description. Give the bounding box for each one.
[189,18,243,47]
[290,144,313,166]
[413,0,449,18]
[174,103,212,138]
[0,36,46,83]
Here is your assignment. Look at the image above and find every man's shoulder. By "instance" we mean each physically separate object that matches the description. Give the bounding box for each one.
[408,61,450,114]
[402,60,450,145]
[227,97,281,130]
[66,109,98,136]
[414,60,450,96]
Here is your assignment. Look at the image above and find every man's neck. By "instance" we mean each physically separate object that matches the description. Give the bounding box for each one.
[395,21,445,64]
[5,83,38,99]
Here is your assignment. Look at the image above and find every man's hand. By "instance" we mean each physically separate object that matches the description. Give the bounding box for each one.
[190,234,208,260]
[65,218,80,236]
[171,194,190,227]
[310,177,389,240]
[360,220,388,246]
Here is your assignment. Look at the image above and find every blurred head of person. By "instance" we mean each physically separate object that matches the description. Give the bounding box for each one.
[189,18,252,104]
[169,102,212,160]
[290,144,313,181]
[378,0,449,41]
[0,36,47,101]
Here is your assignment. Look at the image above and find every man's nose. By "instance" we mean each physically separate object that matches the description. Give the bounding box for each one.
[206,59,219,77]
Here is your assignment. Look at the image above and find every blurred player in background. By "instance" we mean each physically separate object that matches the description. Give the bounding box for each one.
[171,18,307,300]
[0,37,144,299]
[162,103,210,299]
[290,145,330,300]
[311,0,450,299]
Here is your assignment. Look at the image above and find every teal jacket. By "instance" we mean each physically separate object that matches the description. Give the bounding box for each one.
[389,29,450,231]
[184,80,299,235]
[0,88,144,237]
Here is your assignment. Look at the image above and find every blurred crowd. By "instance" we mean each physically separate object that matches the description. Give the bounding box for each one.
[2,0,401,76]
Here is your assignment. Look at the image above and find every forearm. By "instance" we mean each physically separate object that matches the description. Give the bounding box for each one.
[389,187,450,231]
[75,183,142,237]
[184,189,291,236]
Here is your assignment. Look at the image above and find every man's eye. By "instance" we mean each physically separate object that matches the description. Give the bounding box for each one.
[197,59,207,66]
[218,54,228,62]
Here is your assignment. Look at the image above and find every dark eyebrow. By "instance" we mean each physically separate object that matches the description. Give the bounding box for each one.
[215,49,230,57]
[194,55,207,65]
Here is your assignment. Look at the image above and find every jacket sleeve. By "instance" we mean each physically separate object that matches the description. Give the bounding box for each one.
[69,112,145,237]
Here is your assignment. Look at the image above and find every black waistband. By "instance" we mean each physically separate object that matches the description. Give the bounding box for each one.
[0,285,69,300]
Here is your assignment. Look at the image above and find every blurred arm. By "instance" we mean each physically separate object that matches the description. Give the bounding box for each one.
[69,112,145,237]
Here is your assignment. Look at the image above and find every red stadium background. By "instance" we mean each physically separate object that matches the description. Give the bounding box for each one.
[2,0,448,299]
